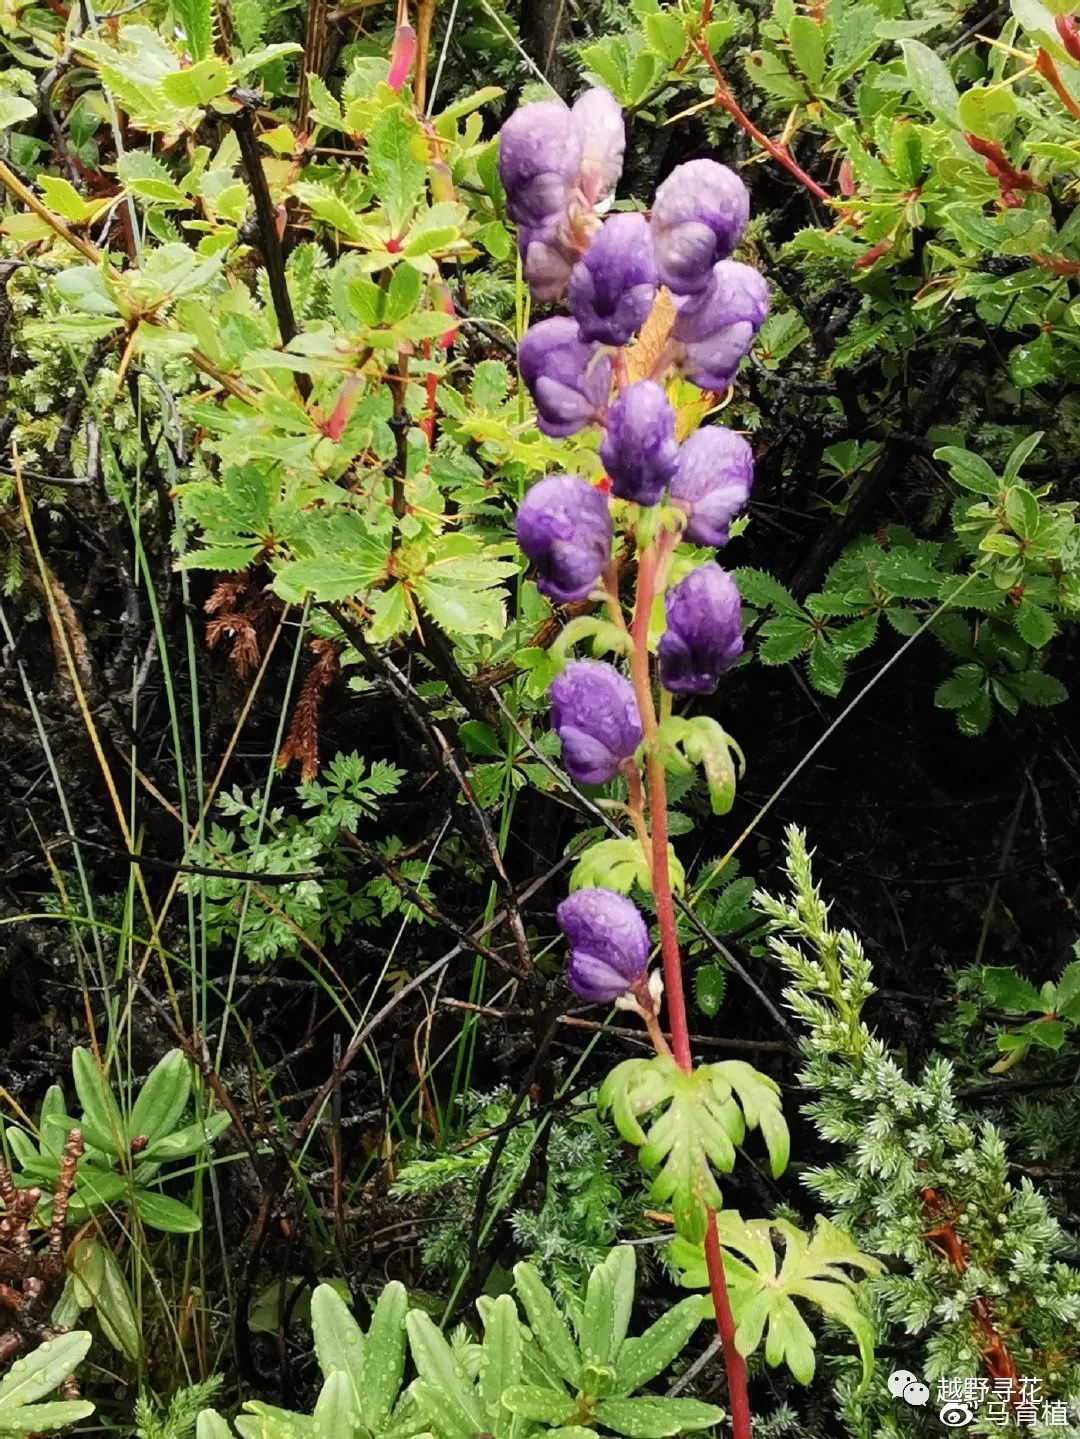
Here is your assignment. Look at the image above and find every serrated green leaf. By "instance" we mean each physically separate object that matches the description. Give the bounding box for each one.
[981,967,1044,1013]
[369,106,427,234]
[807,640,845,697]
[788,15,825,87]
[1014,601,1056,649]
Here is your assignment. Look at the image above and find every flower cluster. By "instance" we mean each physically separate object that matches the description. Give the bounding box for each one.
[500,90,767,1009]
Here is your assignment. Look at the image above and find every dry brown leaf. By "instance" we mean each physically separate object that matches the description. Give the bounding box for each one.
[625,288,676,383]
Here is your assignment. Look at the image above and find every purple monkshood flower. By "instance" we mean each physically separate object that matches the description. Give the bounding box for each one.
[519,225,576,304]
[672,261,769,392]
[599,381,679,506]
[550,660,642,786]
[516,474,612,604]
[519,316,613,437]
[650,159,750,295]
[558,887,651,1003]
[569,213,658,346]
[572,88,626,208]
[669,426,754,547]
[658,562,744,694]
[498,101,582,230]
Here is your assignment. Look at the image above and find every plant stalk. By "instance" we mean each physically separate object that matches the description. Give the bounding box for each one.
[629,538,754,1439]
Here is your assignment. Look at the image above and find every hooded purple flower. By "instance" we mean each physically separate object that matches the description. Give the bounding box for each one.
[650,159,750,295]
[569,213,658,346]
[599,381,679,506]
[498,101,582,230]
[658,562,744,694]
[550,660,642,786]
[669,427,754,547]
[516,474,612,604]
[519,317,613,437]
[519,225,577,304]
[571,88,626,208]
[672,261,769,392]
[557,887,651,1003]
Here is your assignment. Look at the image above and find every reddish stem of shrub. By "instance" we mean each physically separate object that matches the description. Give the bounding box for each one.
[629,540,754,1439]
[695,39,831,204]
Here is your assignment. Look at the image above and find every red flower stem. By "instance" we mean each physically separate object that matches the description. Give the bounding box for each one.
[628,538,754,1439]
[706,1212,752,1439]
[695,39,831,203]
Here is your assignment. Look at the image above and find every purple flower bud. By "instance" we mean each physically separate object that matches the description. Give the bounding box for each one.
[557,887,650,1003]
[550,660,642,786]
[658,562,744,694]
[519,224,577,304]
[669,427,754,547]
[498,101,582,230]
[571,88,626,208]
[650,159,750,295]
[568,213,658,346]
[516,474,612,604]
[599,381,679,506]
[672,261,768,392]
[519,316,613,437]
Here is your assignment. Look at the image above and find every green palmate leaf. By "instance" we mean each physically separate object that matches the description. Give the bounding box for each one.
[597,1056,788,1242]
[512,1262,582,1386]
[570,838,652,895]
[673,1214,882,1390]
[679,717,744,816]
[593,1398,725,1438]
[128,1049,192,1143]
